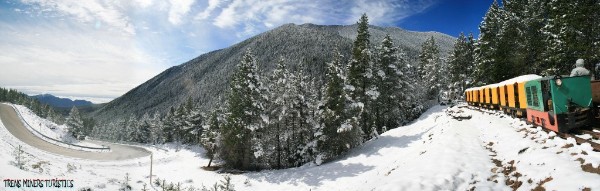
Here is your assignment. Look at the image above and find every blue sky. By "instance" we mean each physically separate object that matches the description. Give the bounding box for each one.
[0,0,491,103]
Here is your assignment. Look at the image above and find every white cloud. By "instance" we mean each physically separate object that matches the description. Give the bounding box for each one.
[195,0,223,20]
[134,0,154,8]
[348,0,436,25]
[20,0,136,34]
[0,20,166,103]
[207,0,437,38]
[168,0,195,25]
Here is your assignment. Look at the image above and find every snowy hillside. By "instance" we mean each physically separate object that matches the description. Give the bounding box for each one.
[1,105,598,190]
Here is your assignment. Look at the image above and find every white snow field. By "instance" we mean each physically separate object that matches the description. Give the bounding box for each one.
[1,104,599,190]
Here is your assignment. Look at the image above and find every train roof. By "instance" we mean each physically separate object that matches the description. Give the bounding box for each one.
[465,74,542,92]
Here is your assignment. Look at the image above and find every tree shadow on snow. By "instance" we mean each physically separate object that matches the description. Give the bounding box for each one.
[244,124,434,187]
[349,130,427,157]
[403,105,447,127]
[245,162,375,187]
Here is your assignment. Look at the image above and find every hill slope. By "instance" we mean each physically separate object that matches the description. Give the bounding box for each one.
[91,23,455,122]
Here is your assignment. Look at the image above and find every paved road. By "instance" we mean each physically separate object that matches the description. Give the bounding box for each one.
[0,103,150,160]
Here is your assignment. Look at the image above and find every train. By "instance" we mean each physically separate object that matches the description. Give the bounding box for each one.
[464,75,600,133]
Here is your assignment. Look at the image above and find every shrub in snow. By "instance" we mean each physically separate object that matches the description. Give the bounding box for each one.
[218,175,235,191]
[66,163,77,173]
[118,173,131,191]
[12,145,27,170]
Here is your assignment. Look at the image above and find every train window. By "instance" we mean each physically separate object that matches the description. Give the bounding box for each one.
[526,87,533,106]
[531,86,540,107]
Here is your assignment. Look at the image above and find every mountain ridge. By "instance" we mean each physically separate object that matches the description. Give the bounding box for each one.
[31,94,93,108]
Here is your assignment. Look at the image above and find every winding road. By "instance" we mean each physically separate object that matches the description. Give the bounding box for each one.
[0,103,150,160]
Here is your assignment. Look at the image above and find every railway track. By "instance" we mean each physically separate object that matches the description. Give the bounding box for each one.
[465,106,600,152]
[553,130,600,152]
[518,118,600,152]
[574,130,600,140]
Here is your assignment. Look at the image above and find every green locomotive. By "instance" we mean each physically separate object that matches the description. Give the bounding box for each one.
[524,75,594,133]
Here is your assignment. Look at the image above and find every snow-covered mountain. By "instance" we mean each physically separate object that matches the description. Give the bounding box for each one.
[91,23,455,122]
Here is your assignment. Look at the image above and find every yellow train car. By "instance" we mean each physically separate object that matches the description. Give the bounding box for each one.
[464,74,542,117]
[499,85,507,109]
[485,88,491,107]
[479,88,484,107]
[473,89,479,105]
[491,86,499,109]
[516,82,527,116]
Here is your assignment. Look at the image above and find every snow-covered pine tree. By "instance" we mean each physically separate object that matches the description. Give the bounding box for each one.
[388,43,416,124]
[177,97,203,144]
[173,102,189,144]
[318,48,361,163]
[137,113,152,143]
[221,49,267,170]
[373,34,405,132]
[518,0,548,74]
[264,57,292,169]
[542,0,600,74]
[418,36,443,101]
[347,13,376,141]
[202,108,222,167]
[185,105,204,144]
[125,115,139,142]
[495,1,527,81]
[45,107,57,124]
[474,0,501,85]
[448,32,475,101]
[162,107,176,142]
[150,111,164,144]
[288,61,317,167]
[65,106,84,139]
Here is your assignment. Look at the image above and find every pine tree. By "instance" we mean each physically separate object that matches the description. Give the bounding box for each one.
[221,49,266,170]
[150,111,164,144]
[265,57,291,168]
[186,105,204,144]
[448,32,476,100]
[125,115,139,142]
[520,0,549,74]
[162,107,176,142]
[543,0,600,74]
[474,0,502,84]
[138,113,152,143]
[66,107,84,139]
[373,34,405,131]
[173,103,188,144]
[288,62,317,166]
[202,109,222,167]
[347,13,375,141]
[418,36,443,100]
[318,49,361,162]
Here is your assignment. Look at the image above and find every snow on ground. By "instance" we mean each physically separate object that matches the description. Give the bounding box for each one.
[11,104,105,149]
[1,104,599,190]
